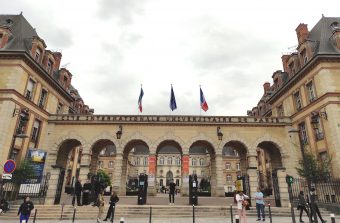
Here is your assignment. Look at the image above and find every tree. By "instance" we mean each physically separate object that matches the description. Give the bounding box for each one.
[97,170,112,188]
[296,151,331,183]
[12,160,36,184]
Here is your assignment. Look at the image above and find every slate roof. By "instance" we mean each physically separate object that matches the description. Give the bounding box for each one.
[0,13,38,52]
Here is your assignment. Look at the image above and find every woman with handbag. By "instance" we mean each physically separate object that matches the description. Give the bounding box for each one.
[235,191,249,223]
[297,191,310,223]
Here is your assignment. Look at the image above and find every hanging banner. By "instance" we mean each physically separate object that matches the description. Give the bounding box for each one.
[182,155,189,175]
[148,156,156,177]
[27,149,47,183]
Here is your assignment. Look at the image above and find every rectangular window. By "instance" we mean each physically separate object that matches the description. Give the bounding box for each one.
[35,48,41,62]
[56,102,63,114]
[306,81,316,102]
[38,89,48,108]
[25,79,35,100]
[277,104,284,117]
[299,122,308,145]
[97,161,103,169]
[16,112,29,134]
[108,161,114,168]
[226,175,232,182]
[236,163,240,170]
[294,91,302,111]
[225,163,231,170]
[47,60,53,73]
[31,119,41,145]
[312,115,324,141]
[201,170,205,176]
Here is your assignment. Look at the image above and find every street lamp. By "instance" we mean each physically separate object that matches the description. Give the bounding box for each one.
[288,128,318,223]
[217,126,223,141]
[116,125,123,139]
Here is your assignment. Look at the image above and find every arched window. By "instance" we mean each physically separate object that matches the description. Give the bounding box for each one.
[191,158,197,166]
[143,157,148,166]
[176,157,181,166]
[168,157,172,165]
[136,157,140,166]
[159,157,164,165]
[199,158,204,166]
[225,162,231,170]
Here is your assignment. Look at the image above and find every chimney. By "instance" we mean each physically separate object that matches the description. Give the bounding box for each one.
[295,23,309,45]
[281,55,290,72]
[263,82,271,94]
[53,52,62,70]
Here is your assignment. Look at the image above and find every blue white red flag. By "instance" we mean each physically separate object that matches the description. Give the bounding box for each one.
[138,87,144,112]
[170,85,177,111]
[200,87,208,112]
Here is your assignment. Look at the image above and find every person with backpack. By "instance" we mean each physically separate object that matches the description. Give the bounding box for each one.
[235,191,249,223]
[17,196,34,223]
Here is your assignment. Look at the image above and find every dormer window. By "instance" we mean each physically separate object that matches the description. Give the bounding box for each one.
[301,49,308,65]
[47,59,53,74]
[289,62,295,74]
[331,22,340,31]
[35,48,41,62]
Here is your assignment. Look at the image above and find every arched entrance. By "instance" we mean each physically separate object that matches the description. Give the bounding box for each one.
[257,141,283,206]
[54,139,82,204]
[156,140,182,193]
[121,140,149,195]
[189,140,216,196]
[222,141,248,196]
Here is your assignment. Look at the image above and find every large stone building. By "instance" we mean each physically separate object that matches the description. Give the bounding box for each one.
[1,14,340,206]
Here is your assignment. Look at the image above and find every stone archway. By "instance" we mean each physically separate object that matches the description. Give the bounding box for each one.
[121,139,150,195]
[189,140,216,196]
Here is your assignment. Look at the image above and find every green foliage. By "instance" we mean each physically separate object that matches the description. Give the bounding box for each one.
[12,160,36,184]
[199,178,211,192]
[296,151,331,183]
[97,170,112,187]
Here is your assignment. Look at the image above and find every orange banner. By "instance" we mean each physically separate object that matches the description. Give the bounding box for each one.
[182,155,189,175]
[148,156,156,176]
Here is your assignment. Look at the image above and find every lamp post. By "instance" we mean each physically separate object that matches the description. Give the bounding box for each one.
[288,129,317,223]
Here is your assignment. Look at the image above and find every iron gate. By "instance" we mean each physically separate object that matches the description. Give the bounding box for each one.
[272,171,282,207]
[54,169,65,204]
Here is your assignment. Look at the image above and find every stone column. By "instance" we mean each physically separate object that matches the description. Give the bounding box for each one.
[79,152,91,183]
[44,162,61,205]
[213,154,225,197]
[181,154,190,196]
[113,153,124,195]
[276,168,289,207]
[148,154,156,195]
[246,155,258,200]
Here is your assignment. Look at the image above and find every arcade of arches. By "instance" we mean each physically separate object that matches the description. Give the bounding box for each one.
[44,115,295,206]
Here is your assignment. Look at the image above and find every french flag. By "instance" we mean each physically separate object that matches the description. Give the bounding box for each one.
[138,87,144,112]
[200,87,208,112]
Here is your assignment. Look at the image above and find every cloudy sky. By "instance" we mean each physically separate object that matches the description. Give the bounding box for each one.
[2,0,340,115]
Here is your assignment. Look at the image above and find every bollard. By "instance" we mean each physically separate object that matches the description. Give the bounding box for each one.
[230,204,233,223]
[149,206,152,223]
[120,217,125,223]
[72,206,76,223]
[33,209,37,223]
[235,214,239,223]
[60,202,65,220]
[268,203,272,223]
[192,204,195,223]
[331,213,336,223]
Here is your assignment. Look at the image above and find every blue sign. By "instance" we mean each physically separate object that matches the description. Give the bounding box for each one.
[4,159,16,174]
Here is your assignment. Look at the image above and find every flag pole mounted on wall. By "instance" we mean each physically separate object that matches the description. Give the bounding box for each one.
[138,84,144,114]
[170,84,177,113]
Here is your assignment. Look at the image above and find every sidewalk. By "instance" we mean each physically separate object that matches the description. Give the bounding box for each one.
[2,216,339,223]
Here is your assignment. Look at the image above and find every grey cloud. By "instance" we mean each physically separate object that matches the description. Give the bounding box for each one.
[39,26,73,48]
[97,0,147,25]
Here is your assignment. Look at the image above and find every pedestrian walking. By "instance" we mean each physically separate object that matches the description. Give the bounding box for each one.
[72,178,83,206]
[236,191,249,223]
[92,176,101,205]
[96,190,105,223]
[254,187,265,221]
[169,179,176,205]
[83,179,91,205]
[17,196,34,223]
[103,191,119,221]
[297,191,310,223]
[309,188,327,223]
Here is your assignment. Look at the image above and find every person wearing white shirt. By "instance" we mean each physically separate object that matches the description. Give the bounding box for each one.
[254,187,265,221]
[235,191,249,223]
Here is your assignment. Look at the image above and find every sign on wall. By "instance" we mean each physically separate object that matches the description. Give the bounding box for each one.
[26,149,47,183]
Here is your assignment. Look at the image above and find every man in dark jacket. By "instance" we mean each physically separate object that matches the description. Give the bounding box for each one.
[82,179,91,205]
[169,179,176,205]
[18,196,34,223]
[72,179,83,206]
[103,191,119,221]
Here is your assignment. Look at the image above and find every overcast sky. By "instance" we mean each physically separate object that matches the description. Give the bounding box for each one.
[2,0,340,116]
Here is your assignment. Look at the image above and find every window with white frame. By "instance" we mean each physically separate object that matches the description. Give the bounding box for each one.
[97,161,103,169]
[168,157,172,165]
[31,119,41,145]
[159,157,164,165]
[26,79,35,100]
[226,174,232,182]
[108,161,114,168]
[199,158,204,166]
[143,157,148,166]
[38,89,48,108]
[176,157,181,166]
[201,170,205,177]
[294,91,303,111]
[312,115,324,140]
[299,122,308,145]
[191,158,197,166]
[136,157,140,166]
[35,48,41,62]
[236,163,240,170]
[225,162,231,170]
